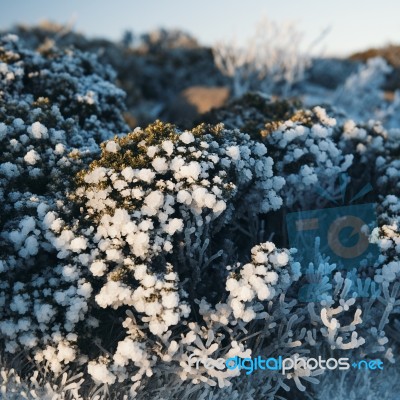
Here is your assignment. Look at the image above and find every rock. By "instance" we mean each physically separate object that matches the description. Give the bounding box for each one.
[166,86,230,127]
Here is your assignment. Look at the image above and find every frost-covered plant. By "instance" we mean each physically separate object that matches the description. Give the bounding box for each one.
[71,120,285,295]
[139,28,199,52]
[210,93,395,211]
[0,33,128,233]
[263,106,353,208]
[59,115,399,398]
[0,34,127,144]
[0,33,128,244]
[205,92,300,139]
[213,17,310,98]
[0,31,400,400]
[310,364,400,400]
[0,354,135,400]
[333,57,392,122]
[1,115,290,396]
[0,33,128,379]
[60,121,287,392]
[0,361,85,400]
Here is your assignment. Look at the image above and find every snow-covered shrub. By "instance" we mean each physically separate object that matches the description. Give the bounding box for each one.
[301,56,400,130]
[371,195,400,280]
[210,93,392,210]
[61,121,287,391]
[263,106,353,208]
[0,31,399,400]
[0,33,128,378]
[63,114,399,398]
[0,33,128,228]
[0,34,127,144]
[205,92,300,139]
[0,359,85,400]
[71,121,285,283]
[213,17,310,98]
[1,113,292,396]
[214,96,355,208]
[138,28,199,52]
[311,364,400,400]
[0,32,128,251]
[333,57,392,122]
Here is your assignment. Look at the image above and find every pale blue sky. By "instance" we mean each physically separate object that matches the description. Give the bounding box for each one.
[1,0,400,56]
